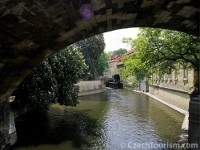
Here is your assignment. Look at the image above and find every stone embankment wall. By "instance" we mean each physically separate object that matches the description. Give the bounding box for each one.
[149,85,190,111]
[77,80,105,96]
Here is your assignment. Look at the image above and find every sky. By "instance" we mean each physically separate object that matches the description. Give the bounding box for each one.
[103,28,140,52]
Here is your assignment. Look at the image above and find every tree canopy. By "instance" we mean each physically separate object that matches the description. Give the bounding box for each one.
[12,45,88,112]
[76,34,105,78]
[122,28,199,93]
[96,52,109,76]
[123,28,199,71]
[112,48,127,55]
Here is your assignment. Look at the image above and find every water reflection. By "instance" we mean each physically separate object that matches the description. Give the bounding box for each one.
[102,90,184,149]
[13,108,100,149]
[13,89,184,150]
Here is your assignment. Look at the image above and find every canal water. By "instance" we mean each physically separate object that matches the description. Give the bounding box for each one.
[12,89,184,150]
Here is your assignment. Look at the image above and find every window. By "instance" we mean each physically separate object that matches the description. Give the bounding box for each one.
[183,68,188,80]
[174,70,178,81]
[164,74,168,82]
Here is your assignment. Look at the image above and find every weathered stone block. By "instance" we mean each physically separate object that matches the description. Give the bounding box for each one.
[189,97,200,148]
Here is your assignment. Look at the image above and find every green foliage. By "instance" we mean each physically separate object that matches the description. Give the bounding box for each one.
[132,28,199,71]
[118,54,147,86]
[112,48,127,55]
[121,28,199,89]
[127,76,140,87]
[106,51,114,59]
[122,37,134,48]
[96,52,109,76]
[13,45,88,112]
[76,34,105,77]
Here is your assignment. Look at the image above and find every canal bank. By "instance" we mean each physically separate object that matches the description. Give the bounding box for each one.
[77,80,106,96]
[129,89,189,143]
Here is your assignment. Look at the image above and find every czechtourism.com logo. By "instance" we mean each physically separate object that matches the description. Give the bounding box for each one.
[120,142,198,149]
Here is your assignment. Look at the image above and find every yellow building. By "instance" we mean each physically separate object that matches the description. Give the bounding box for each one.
[149,65,196,111]
[104,54,123,78]
[104,50,135,78]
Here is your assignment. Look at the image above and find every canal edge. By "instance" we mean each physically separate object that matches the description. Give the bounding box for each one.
[78,88,106,97]
[131,89,189,143]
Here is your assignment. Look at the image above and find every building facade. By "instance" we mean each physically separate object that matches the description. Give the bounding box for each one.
[149,65,196,111]
[104,54,123,78]
[104,49,135,78]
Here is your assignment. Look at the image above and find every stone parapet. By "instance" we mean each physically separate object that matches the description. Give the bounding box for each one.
[188,97,200,148]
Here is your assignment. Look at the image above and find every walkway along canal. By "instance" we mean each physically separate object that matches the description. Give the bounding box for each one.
[12,89,184,150]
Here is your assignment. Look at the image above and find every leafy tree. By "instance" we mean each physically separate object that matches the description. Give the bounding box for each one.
[106,51,113,59]
[96,52,109,76]
[122,28,200,94]
[112,48,127,55]
[12,45,88,112]
[119,54,147,81]
[76,34,105,78]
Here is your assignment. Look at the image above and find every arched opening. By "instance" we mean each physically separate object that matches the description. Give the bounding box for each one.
[0,0,198,101]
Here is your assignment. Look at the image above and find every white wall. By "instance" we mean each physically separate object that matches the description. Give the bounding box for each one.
[77,80,105,92]
[139,77,147,92]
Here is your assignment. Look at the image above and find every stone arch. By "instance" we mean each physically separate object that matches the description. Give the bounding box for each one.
[0,0,199,101]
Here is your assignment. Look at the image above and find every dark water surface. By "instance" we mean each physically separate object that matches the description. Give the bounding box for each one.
[13,89,184,150]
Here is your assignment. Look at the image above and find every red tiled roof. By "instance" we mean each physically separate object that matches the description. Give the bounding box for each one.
[109,54,123,63]
[124,49,135,55]
[109,49,136,64]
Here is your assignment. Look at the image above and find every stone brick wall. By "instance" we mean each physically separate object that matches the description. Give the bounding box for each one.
[0,102,10,148]
[0,0,198,103]
[149,85,190,111]
[149,66,195,111]
[151,67,195,93]
[0,102,17,150]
